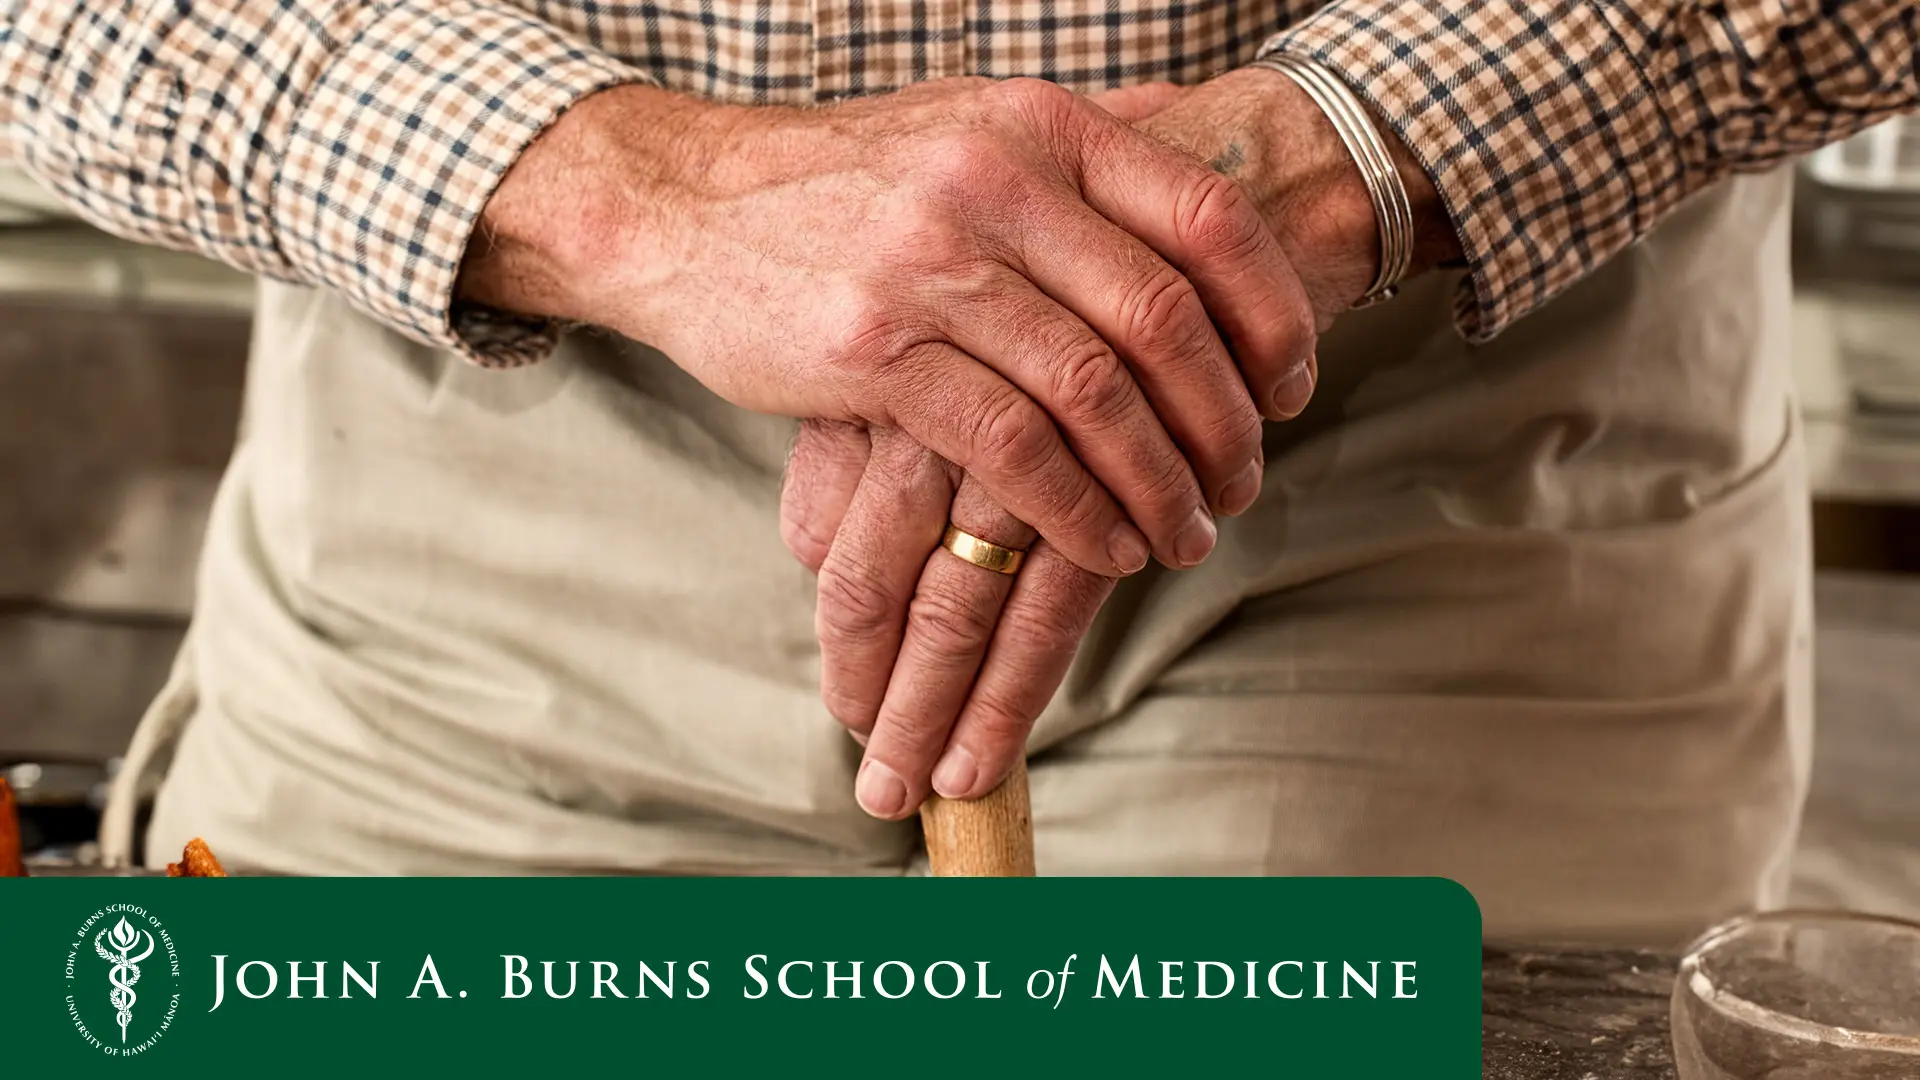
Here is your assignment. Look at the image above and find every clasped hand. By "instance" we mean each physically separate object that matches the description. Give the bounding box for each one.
[779,72,1387,820]
[465,66,1396,822]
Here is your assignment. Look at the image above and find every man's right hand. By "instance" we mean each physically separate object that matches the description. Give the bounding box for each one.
[459,78,1318,576]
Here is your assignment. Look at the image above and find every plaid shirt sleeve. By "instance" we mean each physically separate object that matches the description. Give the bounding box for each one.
[0,0,650,365]
[1260,0,1920,342]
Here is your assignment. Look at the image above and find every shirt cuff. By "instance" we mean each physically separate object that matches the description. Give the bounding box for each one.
[273,0,651,367]
[1258,1,1682,342]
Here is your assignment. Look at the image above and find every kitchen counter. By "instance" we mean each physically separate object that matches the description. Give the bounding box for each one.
[1484,943,1680,1079]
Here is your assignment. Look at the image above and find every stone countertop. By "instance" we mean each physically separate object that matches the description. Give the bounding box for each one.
[1483,943,1680,1079]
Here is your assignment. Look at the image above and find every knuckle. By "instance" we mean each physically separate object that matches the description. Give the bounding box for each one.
[873,711,948,757]
[825,281,918,375]
[993,77,1077,121]
[882,201,1003,290]
[1005,594,1091,653]
[934,256,1005,302]
[964,686,1040,746]
[895,205,971,263]
[970,391,1055,481]
[1049,339,1133,429]
[1046,468,1114,543]
[814,562,900,644]
[921,130,1016,198]
[908,585,1000,651]
[780,516,834,573]
[968,393,1116,549]
[1134,449,1196,509]
[1205,406,1265,466]
[1178,170,1267,258]
[1119,267,1212,359]
[920,132,977,180]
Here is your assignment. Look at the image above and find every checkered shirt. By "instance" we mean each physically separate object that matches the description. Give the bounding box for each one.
[2,0,1915,363]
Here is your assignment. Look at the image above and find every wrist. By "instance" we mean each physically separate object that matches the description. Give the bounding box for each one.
[455,83,720,329]
[1361,91,1461,276]
[1228,65,1461,311]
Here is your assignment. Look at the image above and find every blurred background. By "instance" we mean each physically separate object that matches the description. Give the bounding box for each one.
[2,124,1918,902]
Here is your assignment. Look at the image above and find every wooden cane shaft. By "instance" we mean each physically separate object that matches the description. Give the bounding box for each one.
[920,757,1035,877]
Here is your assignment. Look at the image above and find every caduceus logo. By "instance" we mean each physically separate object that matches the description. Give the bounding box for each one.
[93,916,156,1043]
[64,904,179,1056]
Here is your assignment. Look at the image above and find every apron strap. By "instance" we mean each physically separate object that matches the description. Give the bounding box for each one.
[99,627,198,867]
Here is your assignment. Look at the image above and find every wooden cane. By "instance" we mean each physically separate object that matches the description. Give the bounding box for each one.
[920,756,1035,876]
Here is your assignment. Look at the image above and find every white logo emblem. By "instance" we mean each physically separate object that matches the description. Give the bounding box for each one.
[95,916,156,1042]
[64,904,180,1057]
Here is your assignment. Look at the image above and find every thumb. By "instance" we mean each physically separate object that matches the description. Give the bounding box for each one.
[1085,81,1187,123]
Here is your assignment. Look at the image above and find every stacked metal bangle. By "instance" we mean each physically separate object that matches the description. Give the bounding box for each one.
[1250,53,1415,307]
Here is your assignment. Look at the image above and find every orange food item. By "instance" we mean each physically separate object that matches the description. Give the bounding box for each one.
[166,837,227,878]
[0,777,24,877]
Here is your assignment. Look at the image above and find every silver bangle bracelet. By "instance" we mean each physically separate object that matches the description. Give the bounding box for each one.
[1250,53,1414,307]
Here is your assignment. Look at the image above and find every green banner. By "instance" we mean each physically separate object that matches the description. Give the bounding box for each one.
[1,877,1479,1075]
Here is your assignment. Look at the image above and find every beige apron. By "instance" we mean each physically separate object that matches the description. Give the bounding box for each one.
[106,168,1810,945]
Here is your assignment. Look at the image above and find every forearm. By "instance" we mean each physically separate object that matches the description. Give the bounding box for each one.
[0,0,647,365]
[1261,0,1918,340]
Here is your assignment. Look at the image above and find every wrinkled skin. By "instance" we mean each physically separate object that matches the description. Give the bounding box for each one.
[782,70,1455,819]
[465,76,1322,578]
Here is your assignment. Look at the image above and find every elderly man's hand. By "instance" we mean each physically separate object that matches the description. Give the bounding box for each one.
[785,71,1462,819]
[783,421,1117,817]
[463,76,1323,577]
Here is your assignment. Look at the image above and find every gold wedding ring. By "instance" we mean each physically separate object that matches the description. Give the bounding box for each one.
[940,524,1028,576]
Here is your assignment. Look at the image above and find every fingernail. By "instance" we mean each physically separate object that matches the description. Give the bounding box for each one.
[1273,358,1316,419]
[848,728,869,748]
[1173,507,1218,567]
[1219,459,1262,516]
[932,746,979,799]
[856,759,907,818]
[1109,522,1151,575]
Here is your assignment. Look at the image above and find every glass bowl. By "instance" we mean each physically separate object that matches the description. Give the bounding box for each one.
[1671,910,1920,1079]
